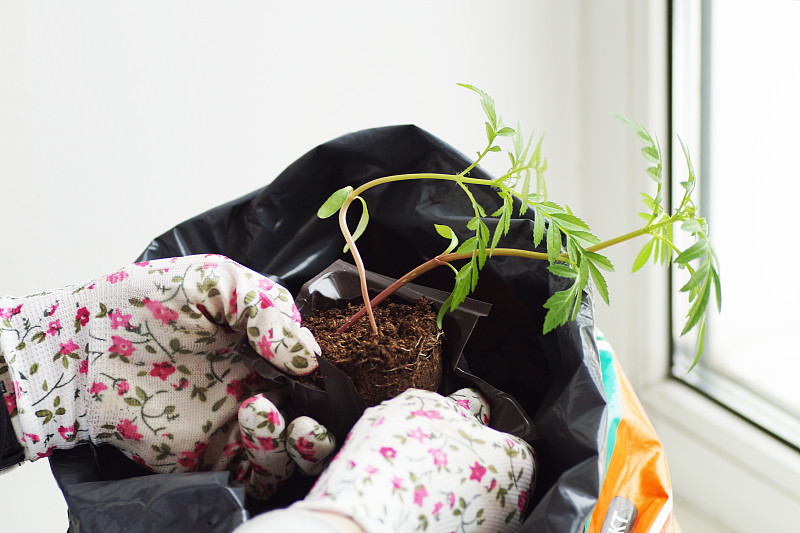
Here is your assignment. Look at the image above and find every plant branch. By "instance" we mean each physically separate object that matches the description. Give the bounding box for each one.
[339,191,379,334]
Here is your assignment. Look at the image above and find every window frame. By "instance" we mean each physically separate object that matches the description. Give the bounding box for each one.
[630,1,800,530]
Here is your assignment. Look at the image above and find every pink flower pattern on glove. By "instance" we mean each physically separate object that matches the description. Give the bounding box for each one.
[291,388,536,533]
[0,255,323,500]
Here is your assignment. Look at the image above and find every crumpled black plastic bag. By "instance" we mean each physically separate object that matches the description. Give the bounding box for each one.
[49,125,607,533]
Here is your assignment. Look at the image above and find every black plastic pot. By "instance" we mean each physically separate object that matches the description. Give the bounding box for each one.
[238,260,533,445]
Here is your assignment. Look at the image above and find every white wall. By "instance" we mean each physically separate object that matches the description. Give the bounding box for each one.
[0,2,668,530]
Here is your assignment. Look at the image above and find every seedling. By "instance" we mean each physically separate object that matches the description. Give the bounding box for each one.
[318,84,720,368]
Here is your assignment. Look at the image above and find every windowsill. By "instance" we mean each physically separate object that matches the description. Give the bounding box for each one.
[641,379,800,532]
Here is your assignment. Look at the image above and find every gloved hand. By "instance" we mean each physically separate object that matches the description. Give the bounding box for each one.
[236,388,536,533]
[0,254,333,499]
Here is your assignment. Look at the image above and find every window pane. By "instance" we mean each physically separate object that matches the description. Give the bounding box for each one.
[672,0,800,445]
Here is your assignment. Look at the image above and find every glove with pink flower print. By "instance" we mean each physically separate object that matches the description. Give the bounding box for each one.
[0,254,335,499]
[281,388,536,533]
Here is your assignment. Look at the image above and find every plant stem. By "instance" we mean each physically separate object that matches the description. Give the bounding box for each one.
[339,191,379,334]
[337,219,674,333]
[338,171,682,334]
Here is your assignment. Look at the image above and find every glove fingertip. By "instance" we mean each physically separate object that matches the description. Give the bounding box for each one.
[448,388,491,426]
[286,416,337,476]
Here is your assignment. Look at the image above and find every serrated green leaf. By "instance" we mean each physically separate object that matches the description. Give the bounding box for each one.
[646,166,662,183]
[546,223,562,264]
[681,277,711,336]
[542,284,577,334]
[675,240,709,265]
[548,264,577,279]
[533,205,546,247]
[549,212,591,232]
[568,231,601,246]
[632,238,655,272]
[344,196,370,253]
[641,145,660,164]
[317,186,353,219]
[485,121,495,143]
[584,251,614,272]
[587,260,610,305]
[679,261,710,293]
[457,236,478,255]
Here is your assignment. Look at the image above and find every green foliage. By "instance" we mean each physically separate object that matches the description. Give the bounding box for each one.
[616,119,721,367]
[318,84,721,364]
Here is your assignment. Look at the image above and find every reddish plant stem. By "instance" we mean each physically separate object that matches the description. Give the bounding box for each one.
[335,247,548,334]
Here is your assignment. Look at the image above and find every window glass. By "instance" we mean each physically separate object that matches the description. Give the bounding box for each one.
[672,0,800,446]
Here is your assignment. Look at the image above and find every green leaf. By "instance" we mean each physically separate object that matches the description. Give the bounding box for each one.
[675,240,709,265]
[632,238,655,272]
[136,386,148,401]
[681,219,702,233]
[547,264,577,279]
[549,212,591,233]
[587,260,610,305]
[496,126,515,136]
[646,166,662,183]
[546,224,562,264]
[542,284,577,334]
[344,196,370,253]
[317,186,353,219]
[124,397,143,407]
[435,224,460,255]
[457,83,497,127]
[681,277,711,336]
[584,251,614,272]
[177,364,191,375]
[641,145,660,164]
[711,265,722,311]
[679,261,710,293]
[485,121,495,143]
[30,363,39,375]
[532,205,546,247]
[129,298,144,308]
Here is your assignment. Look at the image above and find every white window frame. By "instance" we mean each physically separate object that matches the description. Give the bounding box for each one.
[586,2,800,530]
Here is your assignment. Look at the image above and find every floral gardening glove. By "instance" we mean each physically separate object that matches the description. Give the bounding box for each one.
[0,254,334,499]
[286,388,536,533]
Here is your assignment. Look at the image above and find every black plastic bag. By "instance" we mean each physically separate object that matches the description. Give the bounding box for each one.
[50,125,607,533]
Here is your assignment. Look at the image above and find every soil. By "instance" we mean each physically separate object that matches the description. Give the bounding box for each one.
[304,297,444,406]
